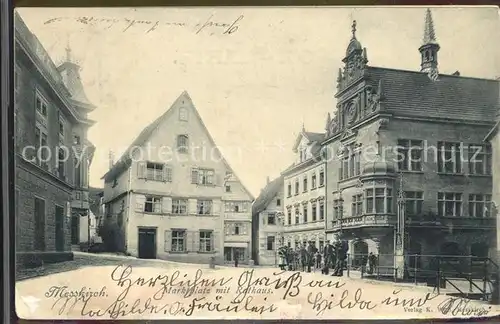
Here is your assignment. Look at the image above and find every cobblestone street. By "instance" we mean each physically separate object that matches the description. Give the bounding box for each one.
[16,252,217,281]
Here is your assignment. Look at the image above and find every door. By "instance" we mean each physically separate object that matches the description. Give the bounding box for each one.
[55,206,65,251]
[34,197,46,251]
[71,215,79,244]
[138,228,157,259]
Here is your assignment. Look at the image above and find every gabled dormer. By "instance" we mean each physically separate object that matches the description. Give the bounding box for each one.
[292,125,324,164]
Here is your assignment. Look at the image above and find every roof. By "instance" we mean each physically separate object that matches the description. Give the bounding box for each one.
[102,91,255,200]
[366,66,499,122]
[292,130,325,152]
[485,120,500,141]
[252,175,284,215]
[58,61,96,109]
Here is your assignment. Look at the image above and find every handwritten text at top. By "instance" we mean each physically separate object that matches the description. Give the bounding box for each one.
[43,14,244,36]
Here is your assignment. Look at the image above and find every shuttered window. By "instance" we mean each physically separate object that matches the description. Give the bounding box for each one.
[199,230,213,252]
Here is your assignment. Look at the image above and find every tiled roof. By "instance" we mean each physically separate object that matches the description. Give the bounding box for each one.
[58,62,96,109]
[252,175,284,215]
[304,132,325,143]
[367,66,499,122]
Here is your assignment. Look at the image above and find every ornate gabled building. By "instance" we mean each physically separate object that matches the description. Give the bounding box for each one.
[323,9,499,278]
[14,12,96,267]
[282,126,327,252]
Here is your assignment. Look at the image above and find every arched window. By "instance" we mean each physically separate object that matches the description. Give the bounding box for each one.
[352,240,368,268]
[177,135,189,153]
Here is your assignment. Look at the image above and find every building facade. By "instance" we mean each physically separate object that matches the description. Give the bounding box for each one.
[323,10,499,277]
[485,113,500,264]
[282,128,326,251]
[14,13,96,267]
[102,91,254,264]
[252,176,285,266]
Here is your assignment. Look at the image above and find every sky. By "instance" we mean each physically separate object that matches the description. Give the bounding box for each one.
[17,6,500,197]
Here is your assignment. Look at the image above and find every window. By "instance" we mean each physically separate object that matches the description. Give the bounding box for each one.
[179,107,188,121]
[177,135,189,153]
[144,196,161,213]
[225,201,248,213]
[171,230,186,252]
[311,203,317,221]
[267,213,276,225]
[75,191,81,200]
[295,207,300,224]
[438,142,463,174]
[365,188,393,214]
[267,236,275,251]
[311,173,317,189]
[59,117,65,137]
[303,177,308,192]
[172,199,187,214]
[319,201,324,220]
[225,185,231,192]
[197,200,212,215]
[199,230,213,252]
[192,168,214,185]
[438,192,462,217]
[276,198,281,206]
[405,191,423,216]
[351,194,363,216]
[339,147,361,180]
[287,208,292,225]
[35,91,48,118]
[469,194,491,218]
[319,239,324,253]
[333,199,343,219]
[233,223,244,235]
[295,180,299,195]
[57,148,65,178]
[35,126,48,169]
[146,162,164,181]
[468,144,492,175]
[303,204,308,223]
[287,183,292,197]
[319,169,325,187]
[397,140,423,171]
[73,135,81,145]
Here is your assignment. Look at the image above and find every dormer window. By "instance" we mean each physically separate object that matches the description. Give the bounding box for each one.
[179,107,188,121]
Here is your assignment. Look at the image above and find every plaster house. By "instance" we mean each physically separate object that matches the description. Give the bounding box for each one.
[282,127,327,252]
[101,91,254,264]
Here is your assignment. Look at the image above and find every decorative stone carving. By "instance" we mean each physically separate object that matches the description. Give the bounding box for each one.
[378,118,389,131]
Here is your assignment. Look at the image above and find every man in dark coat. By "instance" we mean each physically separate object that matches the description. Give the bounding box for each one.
[299,244,308,272]
[323,241,334,274]
[368,252,377,275]
[306,241,315,272]
[333,241,346,276]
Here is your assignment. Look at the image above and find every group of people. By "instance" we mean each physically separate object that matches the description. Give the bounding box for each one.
[279,239,378,277]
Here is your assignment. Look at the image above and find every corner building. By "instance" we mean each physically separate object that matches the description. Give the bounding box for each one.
[323,11,499,276]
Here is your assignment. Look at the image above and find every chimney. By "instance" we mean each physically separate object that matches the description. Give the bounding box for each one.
[108,150,114,169]
[266,176,270,184]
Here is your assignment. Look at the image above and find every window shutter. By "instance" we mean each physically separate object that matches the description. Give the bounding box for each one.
[263,215,267,225]
[164,230,171,252]
[188,199,197,215]
[161,197,171,214]
[186,231,193,252]
[193,231,200,252]
[191,169,198,184]
[135,195,146,212]
[215,173,222,186]
[163,165,172,182]
[243,223,248,235]
[225,224,230,235]
[213,231,220,252]
[212,200,219,215]
[137,162,146,179]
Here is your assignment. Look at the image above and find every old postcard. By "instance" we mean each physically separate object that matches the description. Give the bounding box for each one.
[13,6,500,320]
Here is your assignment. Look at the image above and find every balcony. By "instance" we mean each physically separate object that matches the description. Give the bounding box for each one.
[331,214,396,229]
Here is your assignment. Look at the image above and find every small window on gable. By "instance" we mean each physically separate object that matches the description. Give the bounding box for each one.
[179,107,188,121]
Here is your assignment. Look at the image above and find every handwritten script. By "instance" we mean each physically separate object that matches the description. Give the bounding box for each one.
[35,265,497,319]
[44,14,244,35]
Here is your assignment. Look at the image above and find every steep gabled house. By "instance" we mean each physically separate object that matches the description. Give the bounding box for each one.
[101,91,254,264]
[252,175,285,266]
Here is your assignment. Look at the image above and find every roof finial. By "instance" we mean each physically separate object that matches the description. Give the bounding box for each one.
[423,8,437,45]
[352,20,357,39]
